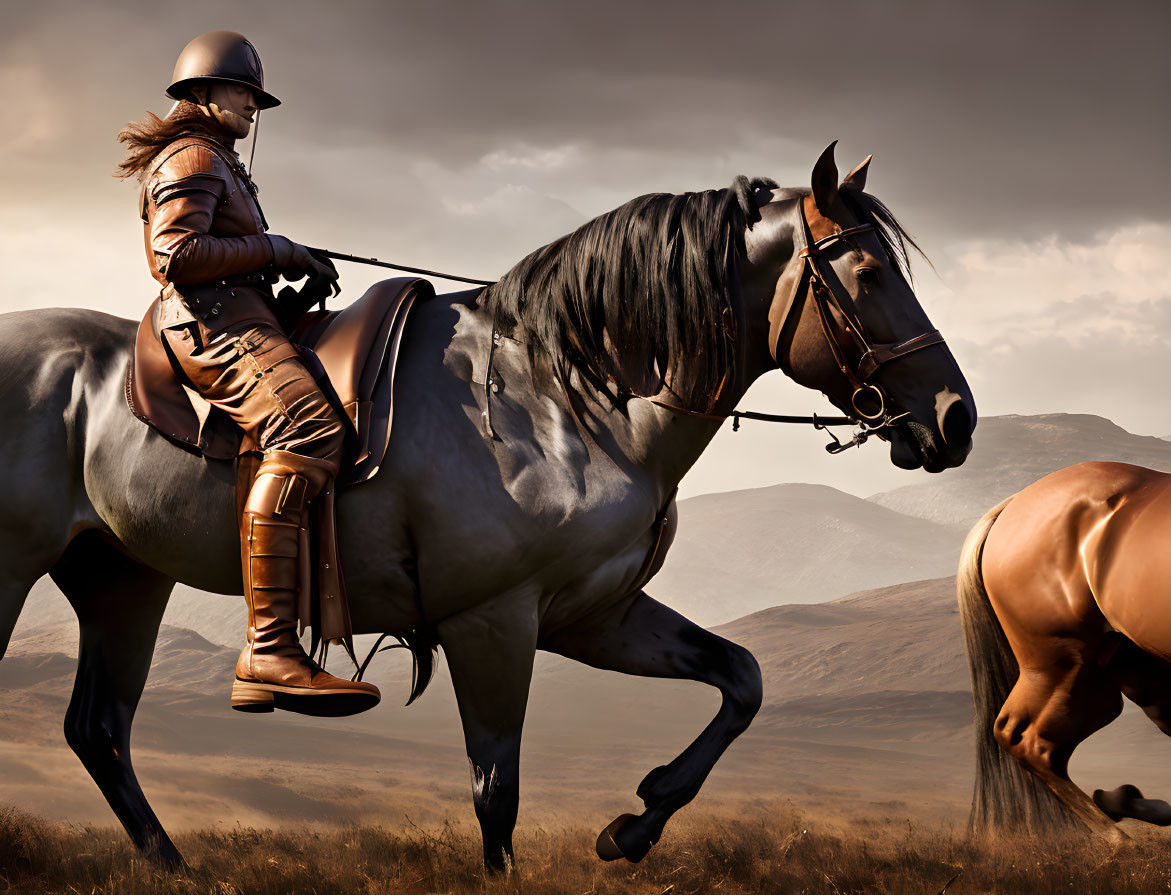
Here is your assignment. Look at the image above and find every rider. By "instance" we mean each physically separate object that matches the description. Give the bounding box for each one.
[117,30,380,715]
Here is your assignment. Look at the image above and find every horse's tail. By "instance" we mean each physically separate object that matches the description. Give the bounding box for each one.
[348,629,438,706]
[957,496,1084,836]
[402,630,439,706]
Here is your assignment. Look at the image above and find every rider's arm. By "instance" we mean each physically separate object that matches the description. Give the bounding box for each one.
[146,144,274,286]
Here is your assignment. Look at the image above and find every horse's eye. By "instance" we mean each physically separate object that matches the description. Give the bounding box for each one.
[855,267,878,286]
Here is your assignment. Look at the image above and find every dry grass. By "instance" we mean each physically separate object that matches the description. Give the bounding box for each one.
[1,803,1169,894]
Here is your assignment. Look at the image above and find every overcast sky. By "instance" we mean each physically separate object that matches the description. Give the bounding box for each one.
[2,0,1168,498]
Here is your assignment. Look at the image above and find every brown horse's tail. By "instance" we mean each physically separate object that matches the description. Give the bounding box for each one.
[957,497,1084,836]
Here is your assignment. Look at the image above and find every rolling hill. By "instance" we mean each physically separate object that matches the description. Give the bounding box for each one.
[6,575,1171,835]
[869,413,1171,527]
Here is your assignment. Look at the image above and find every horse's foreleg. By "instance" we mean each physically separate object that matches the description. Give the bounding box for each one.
[0,530,73,660]
[541,590,762,863]
[437,597,539,872]
[50,534,182,867]
[0,574,41,661]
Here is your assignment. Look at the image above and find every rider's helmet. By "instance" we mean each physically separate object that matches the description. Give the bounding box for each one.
[166,30,280,109]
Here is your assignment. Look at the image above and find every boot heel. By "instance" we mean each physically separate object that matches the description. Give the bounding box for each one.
[231,680,276,712]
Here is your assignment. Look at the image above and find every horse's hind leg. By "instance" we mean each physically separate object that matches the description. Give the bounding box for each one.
[541,590,762,863]
[49,534,182,867]
[1093,637,1171,825]
[995,651,1124,840]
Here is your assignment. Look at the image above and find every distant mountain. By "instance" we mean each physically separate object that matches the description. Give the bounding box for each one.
[716,576,966,701]
[869,414,1171,528]
[528,576,971,742]
[650,484,965,626]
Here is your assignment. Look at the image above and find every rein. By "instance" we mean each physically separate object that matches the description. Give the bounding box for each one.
[646,396,902,455]
[647,197,942,454]
[308,247,497,287]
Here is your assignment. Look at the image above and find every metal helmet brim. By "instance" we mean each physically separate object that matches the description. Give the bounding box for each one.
[166,30,281,110]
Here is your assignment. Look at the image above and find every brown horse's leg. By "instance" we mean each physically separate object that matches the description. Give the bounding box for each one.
[437,595,539,873]
[1092,639,1171,825]
[49,534,183,867]
[994,658,1124,841]
[541,590,761,863]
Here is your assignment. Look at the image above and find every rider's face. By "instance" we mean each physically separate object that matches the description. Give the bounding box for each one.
[202,83,258,138]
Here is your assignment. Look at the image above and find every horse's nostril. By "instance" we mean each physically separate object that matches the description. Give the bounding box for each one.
[939,398,973,449]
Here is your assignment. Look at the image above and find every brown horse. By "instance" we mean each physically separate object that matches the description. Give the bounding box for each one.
[959,460,1171,840]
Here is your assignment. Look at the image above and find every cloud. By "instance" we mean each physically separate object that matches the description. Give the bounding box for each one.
[1,0,1168,241]
[481,144,582,172]
[925,222,1171,339]
[0,65,66,153]
[918,223,1171,436]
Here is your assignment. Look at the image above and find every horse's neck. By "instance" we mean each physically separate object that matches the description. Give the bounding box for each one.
[618,307,769,494]
[558,364,751,505]
[457,292,759,505]
[625,399,731,494]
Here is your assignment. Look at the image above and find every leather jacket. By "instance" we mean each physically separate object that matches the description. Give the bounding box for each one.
[140,132,278,333]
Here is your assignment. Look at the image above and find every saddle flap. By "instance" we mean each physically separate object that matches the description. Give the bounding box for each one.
[296,276,433,483]
[127,297,241,458]
[128,276,432,478]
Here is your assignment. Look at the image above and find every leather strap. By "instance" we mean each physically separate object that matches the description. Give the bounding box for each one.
[855,330,945,381]
[769,200,946,393]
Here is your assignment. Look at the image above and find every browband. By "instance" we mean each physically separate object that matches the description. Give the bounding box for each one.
[768,199,946,420]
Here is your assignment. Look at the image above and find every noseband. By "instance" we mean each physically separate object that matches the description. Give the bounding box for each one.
[769,200,945,422]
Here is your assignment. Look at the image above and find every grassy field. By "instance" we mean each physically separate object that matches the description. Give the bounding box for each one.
[2,803,1169,894]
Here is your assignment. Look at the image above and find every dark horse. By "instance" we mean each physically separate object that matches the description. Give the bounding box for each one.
[0,145,974,870]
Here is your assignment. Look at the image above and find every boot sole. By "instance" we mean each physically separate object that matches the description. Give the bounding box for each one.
[231,679,381,718]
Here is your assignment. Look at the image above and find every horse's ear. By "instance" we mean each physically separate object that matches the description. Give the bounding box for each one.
[842,154,872,192]
[811,141,839,214]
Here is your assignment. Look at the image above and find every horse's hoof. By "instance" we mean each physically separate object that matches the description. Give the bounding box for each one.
[596,813,639,862]
[596,813,655,863]
[1095,784,1145,821]
[1095,784,1171,826]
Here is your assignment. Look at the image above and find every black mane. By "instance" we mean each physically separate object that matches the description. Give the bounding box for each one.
[483,184,749,410]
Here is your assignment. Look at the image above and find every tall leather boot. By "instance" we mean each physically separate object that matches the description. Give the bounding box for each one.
[231,450,381,717]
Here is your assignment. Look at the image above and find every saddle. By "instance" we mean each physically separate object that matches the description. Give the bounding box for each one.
[125,276,434,650]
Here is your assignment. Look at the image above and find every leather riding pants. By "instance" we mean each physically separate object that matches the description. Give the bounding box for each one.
[163,319,346,467]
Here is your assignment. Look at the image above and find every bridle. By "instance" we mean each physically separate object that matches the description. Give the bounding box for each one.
[768,198,946,425]
[576,194,949,455]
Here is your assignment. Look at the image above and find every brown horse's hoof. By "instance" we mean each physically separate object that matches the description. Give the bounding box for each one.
[1094,784,1143,821]
[1095,785,1171,826]
[596,813,639,862]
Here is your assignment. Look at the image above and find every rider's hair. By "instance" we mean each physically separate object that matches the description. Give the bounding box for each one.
[483,182,752,412]
[114,100,234,181]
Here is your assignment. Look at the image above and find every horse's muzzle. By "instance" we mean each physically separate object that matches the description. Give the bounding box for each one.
[936,395,975,468]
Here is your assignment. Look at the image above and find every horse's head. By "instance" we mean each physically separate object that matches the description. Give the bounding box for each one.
[740,144,975,472]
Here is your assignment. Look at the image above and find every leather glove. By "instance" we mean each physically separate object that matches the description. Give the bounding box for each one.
[273,256,340,332]
[267,235,339,283]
